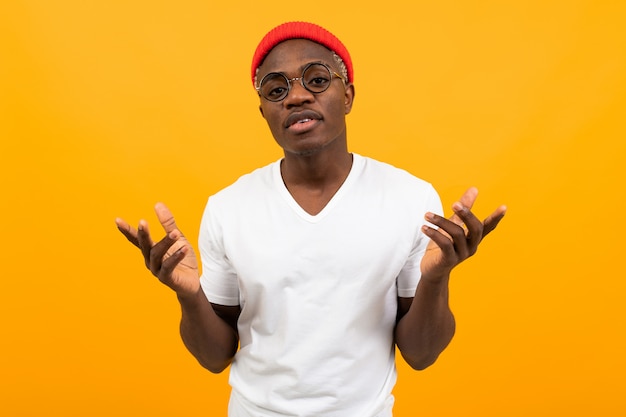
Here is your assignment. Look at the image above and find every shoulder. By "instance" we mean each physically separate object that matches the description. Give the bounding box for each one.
[199,160,280,227]
[209,159,279,205]
[351,154,442,215]
[354,154,436,195]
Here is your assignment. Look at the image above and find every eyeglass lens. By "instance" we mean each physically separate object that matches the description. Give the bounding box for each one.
[260,63,333,102]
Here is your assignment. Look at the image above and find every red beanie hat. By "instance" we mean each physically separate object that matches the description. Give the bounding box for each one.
[251,21,353,86]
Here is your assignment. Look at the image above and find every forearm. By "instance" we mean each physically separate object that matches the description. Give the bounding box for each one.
[177,289,239,373]
[395,276,456,370]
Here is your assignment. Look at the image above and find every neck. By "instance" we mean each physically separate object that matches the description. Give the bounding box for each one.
[281,147,352,188]
[279,144,353,216]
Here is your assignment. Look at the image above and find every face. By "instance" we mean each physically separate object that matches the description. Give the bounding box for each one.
[256,39,355,157]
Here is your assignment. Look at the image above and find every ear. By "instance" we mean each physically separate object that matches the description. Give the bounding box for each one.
[344,83,355,115]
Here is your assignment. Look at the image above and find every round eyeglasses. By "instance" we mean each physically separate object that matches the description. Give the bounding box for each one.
[255,62,345,102]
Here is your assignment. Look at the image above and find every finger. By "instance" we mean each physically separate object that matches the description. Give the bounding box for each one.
[159,244,187,280]
[458,186,479,208]
[450,187,478,224]
[154,202,179,234]
[451,202,484,252]
[115,217,139,247]
[425,212,469,258]
[482,205,507,237]
[137,220,155,268]
[148,230,181,275]
[422,225,456,259]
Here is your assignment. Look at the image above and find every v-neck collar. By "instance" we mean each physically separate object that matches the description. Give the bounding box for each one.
[273,154,364,223]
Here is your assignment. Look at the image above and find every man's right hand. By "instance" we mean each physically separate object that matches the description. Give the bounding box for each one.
[116,203,200,297]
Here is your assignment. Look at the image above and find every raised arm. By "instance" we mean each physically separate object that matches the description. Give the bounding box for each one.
[116,203,239,373]
[395,188,506,370]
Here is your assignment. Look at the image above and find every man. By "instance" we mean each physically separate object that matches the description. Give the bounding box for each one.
[116,21,506,417]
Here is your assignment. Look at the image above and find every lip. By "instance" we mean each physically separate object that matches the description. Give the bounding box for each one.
[284,110,322,129]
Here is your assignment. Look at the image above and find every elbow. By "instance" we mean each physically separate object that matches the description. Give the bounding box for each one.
[402,352,440,371]
[184,339,236,374]
[204,365,228,374]
[199,357,232,374]
[397,330,455,371]
[409,356,438,371]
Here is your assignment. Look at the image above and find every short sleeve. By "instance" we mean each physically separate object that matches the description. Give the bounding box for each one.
[198,198,240,306]
[396,184,443,298]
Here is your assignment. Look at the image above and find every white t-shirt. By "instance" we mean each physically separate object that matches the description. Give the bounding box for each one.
[199,154,443,417]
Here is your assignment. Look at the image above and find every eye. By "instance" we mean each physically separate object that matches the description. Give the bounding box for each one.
[267,86,287,99]
[303,65,331,91]
[309,76,330,86]
[260,73,289,100]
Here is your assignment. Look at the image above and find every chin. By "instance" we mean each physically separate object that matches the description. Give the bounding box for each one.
[282,136,340,157]
[286,147,322,157]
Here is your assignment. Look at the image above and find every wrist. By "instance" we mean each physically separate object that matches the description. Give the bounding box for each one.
[421,268,451,285]
[418,272,451,296]
[176,286,205,306]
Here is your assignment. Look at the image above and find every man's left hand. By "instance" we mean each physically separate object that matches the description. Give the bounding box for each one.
[420,187,507,282]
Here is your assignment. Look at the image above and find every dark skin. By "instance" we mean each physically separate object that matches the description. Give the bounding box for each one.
[257,40,356,215]
[116,204,239,373]
[396,186,506,369]
[116,38,506,373]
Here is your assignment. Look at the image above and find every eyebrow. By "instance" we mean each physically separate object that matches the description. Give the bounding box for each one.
[266,60,328,76]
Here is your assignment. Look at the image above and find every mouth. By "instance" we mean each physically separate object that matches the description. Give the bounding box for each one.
[284,110,322,129]
[288,119,317,133]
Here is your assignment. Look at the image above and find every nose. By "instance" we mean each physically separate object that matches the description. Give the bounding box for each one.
[283,78,314,107]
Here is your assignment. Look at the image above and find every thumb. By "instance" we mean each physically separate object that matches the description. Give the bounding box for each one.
[450,187,478,223]
[154,202,179,234]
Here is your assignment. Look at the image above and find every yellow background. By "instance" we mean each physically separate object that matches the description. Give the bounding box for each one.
[1,0,625,415]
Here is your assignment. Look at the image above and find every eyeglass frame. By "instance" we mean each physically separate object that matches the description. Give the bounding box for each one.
[255,61,346,102]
